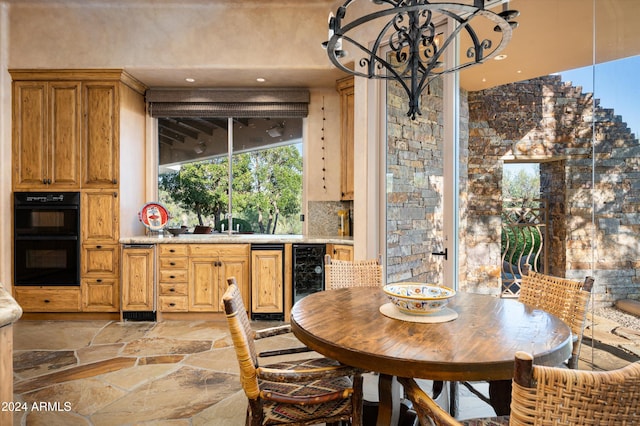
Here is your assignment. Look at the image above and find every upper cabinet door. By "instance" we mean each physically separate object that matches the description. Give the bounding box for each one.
[12,81,81,190]
[81,190,119,242]
[49,82,82,188]
[12,81,48,189]
[83,82,119,188]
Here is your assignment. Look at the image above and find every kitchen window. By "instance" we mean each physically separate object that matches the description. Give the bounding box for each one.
[156,116,303,235]
[148,89,309,235]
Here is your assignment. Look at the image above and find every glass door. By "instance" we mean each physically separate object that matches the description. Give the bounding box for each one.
[384,75,452,287]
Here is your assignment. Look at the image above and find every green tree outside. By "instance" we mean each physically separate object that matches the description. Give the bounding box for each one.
[159,144,302,234]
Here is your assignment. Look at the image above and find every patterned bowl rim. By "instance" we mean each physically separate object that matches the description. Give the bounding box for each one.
[382,283,456,300]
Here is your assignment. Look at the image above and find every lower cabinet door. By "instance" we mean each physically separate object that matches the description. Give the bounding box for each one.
[189,258,218,311]
[121,246,154,311]
[83,278,119,312]
[251,250,284,315]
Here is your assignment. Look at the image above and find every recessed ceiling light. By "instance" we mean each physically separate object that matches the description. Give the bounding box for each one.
[256,77,266,83]
[185,78,195,83]
[494,54,508,61]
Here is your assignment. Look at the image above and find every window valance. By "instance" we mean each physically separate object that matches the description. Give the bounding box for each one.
[146,88,310,118]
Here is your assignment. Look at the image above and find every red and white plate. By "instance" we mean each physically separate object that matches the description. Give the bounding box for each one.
[138,202,170,231]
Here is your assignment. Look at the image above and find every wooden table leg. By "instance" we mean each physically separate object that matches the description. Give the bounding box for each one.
[377,374,401,426]
[488,379,512,416]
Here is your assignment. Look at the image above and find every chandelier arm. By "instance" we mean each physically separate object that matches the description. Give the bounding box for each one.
[327,0,518,120]
[327,34,412,98]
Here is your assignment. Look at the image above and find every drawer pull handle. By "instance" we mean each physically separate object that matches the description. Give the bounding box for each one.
[169,303,176,307]
[44,299,50,303]
[169,288,175,292]
[170,275,175,279]
[170,249,175,253]
[170,262,176,266]
[97,279,102,283]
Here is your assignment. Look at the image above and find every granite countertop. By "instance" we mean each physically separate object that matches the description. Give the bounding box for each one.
[0,285,23,328]
[120,234,353,245]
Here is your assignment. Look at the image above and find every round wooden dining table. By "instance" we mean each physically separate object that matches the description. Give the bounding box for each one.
[290,287,572,425]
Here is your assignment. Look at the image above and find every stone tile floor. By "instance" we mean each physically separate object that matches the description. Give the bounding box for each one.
[11,312,640,425]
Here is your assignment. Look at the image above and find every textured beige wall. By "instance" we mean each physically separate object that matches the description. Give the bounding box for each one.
[7,2,331,73]
[0,0,347,286]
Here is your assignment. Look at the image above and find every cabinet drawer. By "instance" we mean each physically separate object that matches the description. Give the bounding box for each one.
[158,257,188,269]
[159,296,188,312]
[158,245,188,256]
[158,270,188,283]
[82,244,119,275]
[159,283,188,296]
[189,244,250,257]
[14,287,81,312]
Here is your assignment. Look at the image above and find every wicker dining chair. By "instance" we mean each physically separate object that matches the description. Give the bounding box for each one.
[222,277,364,425]
[399,351,640,426]
[452,268,596,416]
[324,254,383,290]
[518,266,594,369]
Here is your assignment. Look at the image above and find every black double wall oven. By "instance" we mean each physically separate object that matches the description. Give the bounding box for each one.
[14,192,81,286]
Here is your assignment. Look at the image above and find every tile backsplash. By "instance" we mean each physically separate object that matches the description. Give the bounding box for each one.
[307,201,353,236]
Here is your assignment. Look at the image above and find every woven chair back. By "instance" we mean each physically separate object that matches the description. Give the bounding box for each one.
[511,352,640,425]
[324,254,383,290]
[519,270,593,367]
[222,279,261,399]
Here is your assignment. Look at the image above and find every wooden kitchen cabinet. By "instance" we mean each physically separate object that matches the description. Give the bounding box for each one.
[251,249,284,316]
[188,244,250,312]
[82,82,119,188]
[14,286,81,312]
[12,80,81,189]
[82,244,119,275]
[10,69,147,316]
[83,277,119,312]
[337,76,354,201]
[155,244,249,314]
[81,243,119,311]
[121,245,155,311]
[327,243,354,261]
[157,245,189,312]
[82,190,119,242]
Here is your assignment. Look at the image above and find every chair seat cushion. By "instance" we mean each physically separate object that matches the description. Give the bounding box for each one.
[461,416,509,426]
[260,358,354,425]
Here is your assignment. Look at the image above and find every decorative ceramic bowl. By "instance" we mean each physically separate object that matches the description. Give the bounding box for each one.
[382,283,456,315]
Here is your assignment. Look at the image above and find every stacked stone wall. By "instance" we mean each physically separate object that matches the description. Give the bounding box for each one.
[467,75,640,306]
[386,79,445,284]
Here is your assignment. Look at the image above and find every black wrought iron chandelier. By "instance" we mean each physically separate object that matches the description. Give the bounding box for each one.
[324,0,519,120]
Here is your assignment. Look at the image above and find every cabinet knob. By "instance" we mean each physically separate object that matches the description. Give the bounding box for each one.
[112,179,118,185]
[170,249,175,253]
[170,262,176,266]
[97,245,102,249]
[169,288,175,292]
[169,303,176,307]
[97,279,102,283]
[44,299,50,303]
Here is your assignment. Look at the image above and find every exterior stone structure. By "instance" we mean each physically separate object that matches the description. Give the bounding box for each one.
[386,74,639,306]
[467,75,640,306]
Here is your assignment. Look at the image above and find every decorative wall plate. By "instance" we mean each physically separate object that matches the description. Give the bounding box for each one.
[138,202,169,231]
